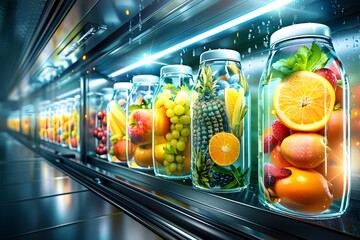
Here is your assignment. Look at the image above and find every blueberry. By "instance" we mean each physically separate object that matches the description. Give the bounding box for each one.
[229,74,240,84]
[216,80,230,89]
[230,83,241,90]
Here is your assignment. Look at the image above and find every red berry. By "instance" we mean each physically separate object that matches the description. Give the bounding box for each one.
[97,111,104,120]
[264,163,292,178]
[93,129,98,137]
[272,120,290,141]
[314,68,337,91]
[263,134,278,153]
[264,172,276,188]
[101,136,107,144]
[328,60,341,80]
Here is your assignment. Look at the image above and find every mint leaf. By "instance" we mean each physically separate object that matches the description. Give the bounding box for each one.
[307,42,328,71]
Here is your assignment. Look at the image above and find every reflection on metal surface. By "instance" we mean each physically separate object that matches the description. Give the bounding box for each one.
[109,0,295,77]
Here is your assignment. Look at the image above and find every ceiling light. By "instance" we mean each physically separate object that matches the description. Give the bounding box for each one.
[109,0,294,77]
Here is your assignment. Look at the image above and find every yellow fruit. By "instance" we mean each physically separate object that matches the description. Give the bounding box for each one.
[225,88,240,123]
[273,71,335,132]
[209,132,240,166]
[274,167,334,213]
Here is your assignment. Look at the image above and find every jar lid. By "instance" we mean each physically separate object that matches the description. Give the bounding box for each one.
[114,82,132,90]
[160,65,193,76]
[132,75,159,84]
[200,49,240,64]
[270,23,332,46]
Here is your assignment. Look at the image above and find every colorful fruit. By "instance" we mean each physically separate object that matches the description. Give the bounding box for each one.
[154,143,167,164]
[328,59,341,80]
[273,71,335,132]
[128,109,153,146]
[113,139,134,162]
[154,106,171,136]
[133,144,153,167]
[272,119,290,141]
[314,68,337,91]
[280,133,327,169]
[263,133,278,153]
[264,163,292,179]
[270,142,293,168]
[326,109,347,148]
[274,167,334,213]
[209,132,240,166]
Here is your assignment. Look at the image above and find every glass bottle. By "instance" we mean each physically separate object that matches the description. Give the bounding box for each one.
[94,88,113,159]
[69,95,81,151]
[191,49,251,192]
[127,75,159,170]
[107,82,132,163]
[258,23,351,219]
[153,65,194,179]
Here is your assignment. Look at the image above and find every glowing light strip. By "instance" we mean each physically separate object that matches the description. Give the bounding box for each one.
[109,0,294,77]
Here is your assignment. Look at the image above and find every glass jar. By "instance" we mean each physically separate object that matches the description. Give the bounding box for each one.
[60,98,73,147]
[94,88,113,159]
[127,75,159,170]
[258,23,351,219]
[52,101,62,144]
[69,95,81,151]
[153,65,194,179]
[191,49,251,192]
[107,82,132,163]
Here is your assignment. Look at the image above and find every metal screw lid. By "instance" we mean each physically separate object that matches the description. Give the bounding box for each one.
[200,49,241,64]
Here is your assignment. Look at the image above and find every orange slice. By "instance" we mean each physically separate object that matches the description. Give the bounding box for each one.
[273,71,335,132]
[209,132,240,166]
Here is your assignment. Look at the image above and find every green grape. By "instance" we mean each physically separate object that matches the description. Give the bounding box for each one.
[174,96,186,106]
[179,136,188,143]
[175,123,183,131]
[165,100,176,109]
[175,154,184,163]
[169,162,177,172]
[177,90,188,99]
[170,124,175,131]
[176,163,183,172]
[162,90,171,99]
[170,116,179,123]
[156,95,169,106]
[172,130,180,139]
[173,105,185,115]
[170,139,178,148]
[163,160,169,167]
[179,115,190,124]
[184,98,191,107]
[176,140,186,151]
[166,109,175,118]
[164,153,175,162]
[180,128,190,137]
[165,132,173,141]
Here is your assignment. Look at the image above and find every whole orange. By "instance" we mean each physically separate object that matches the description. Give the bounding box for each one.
[274,167,334,213]
[133,144,153,167]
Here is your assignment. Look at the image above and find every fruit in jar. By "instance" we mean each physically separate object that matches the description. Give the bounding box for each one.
[154,106,171,136]
[154,143,167,164]
[263,128,277,153]
[274,167,334,213]
[273,71,335,132]
[271,120,290,142]
[133,144,153,167]
[325,109,347,148]
[328,59,341,80]
[280,133,327,169]
[263,163,292,188]
[128,109,153,146]
[113,138,134,162]
[314,68,338,91]
[270,142,293,168]
[209,132,240,166]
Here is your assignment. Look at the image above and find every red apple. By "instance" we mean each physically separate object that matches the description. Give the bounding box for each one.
[314,68,337,91]
[128,109,153,146]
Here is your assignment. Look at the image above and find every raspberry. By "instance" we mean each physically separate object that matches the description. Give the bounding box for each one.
[272,120,290,141]
[264,163,291,178]
[263,134,278,153]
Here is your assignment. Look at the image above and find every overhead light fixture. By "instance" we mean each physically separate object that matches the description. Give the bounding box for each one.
[59,24,107,58]
[109,0,294,77]
[37,65,59,82]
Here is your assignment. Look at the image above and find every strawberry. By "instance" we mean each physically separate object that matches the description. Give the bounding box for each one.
[314,68,337,91]
[264,163,292,179]
[272,120,290,141]
[263,134,278,153]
